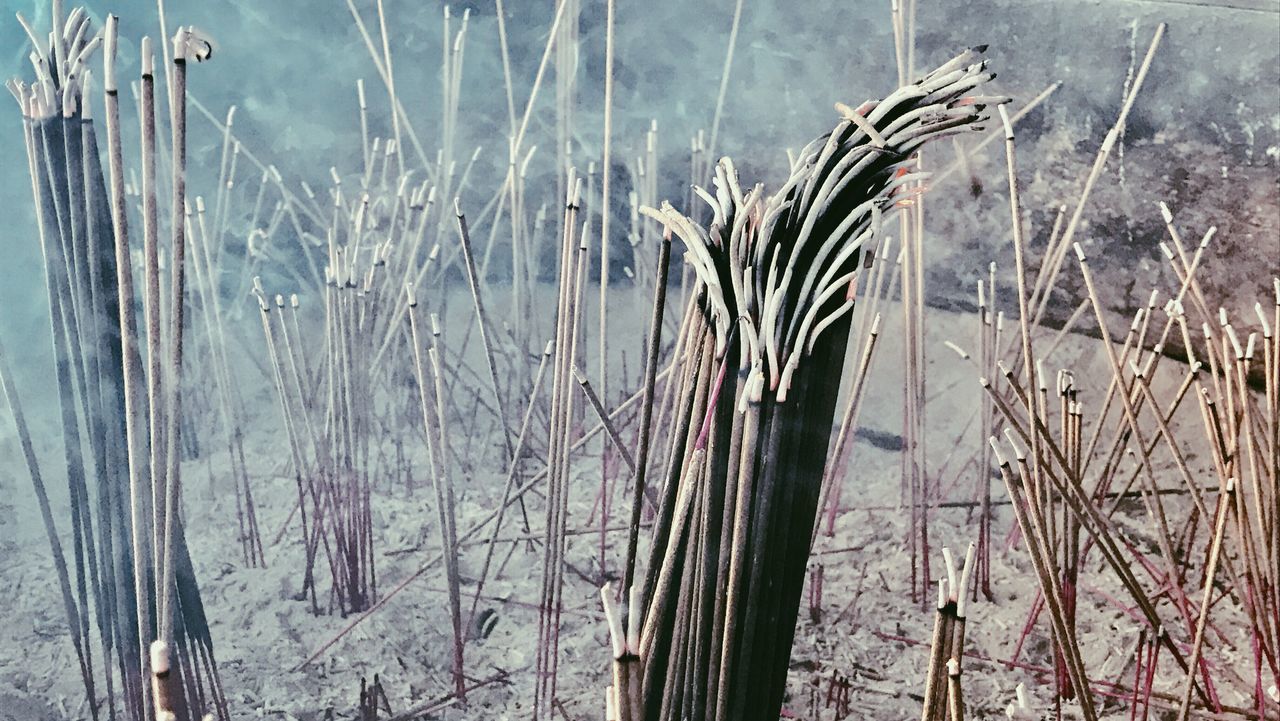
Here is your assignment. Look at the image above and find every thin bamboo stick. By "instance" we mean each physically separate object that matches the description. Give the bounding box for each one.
[105,18,156,709]
[158,27,190,644]
[454,199,515,461]
[597,0,617,582]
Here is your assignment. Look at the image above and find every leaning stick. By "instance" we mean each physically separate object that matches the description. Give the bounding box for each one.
[429,341,466,701]
[406,289,465,699]
[190,201,255,566]
[599,0,616,399]
[1027,204,1068,328]
[815,312,883,546]
[1175,479,1233,721]
[1052,24,1165,291]
[209,105,237,255]
[598,0,617,579]
[574,366,637,475]
[999,103,1052,578]
[454,199,515,462]
[467,341,554,628]
[374,0,404,173]
[705,0,746,164]
[494,0,516,134]
[0,335,93,702]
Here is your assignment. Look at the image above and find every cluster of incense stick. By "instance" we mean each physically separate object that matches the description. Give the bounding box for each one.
[358,673,393,720]
[964,23,1277,716]
[4,4,227,720]
[236,119,515,620]
[241,2,525,624]
[984,248,1278,719]
[932,20,1167,614]
[185,194,265,569]
[591,48,997,721]
[888,0,938,607]
[533,171,591,720]
[252,274,377,617]
[919,544,976,721]
[243,12,590,697]
[268,6,700,705]
[405,283,465,699]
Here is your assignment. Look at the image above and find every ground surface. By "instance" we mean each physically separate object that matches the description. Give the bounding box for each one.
[1,284,1261,720]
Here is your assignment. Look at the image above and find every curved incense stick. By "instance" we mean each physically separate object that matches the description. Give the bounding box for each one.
[620,48,995,721]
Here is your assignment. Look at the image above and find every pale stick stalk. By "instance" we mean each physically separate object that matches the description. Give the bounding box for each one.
[105,16,155,704]
[598,0,617,579]
[1176,480,1233,721]
[373,0,404,173]
[455,200,515,461]
[1049,24,1166,309]
[813,313,883,548]
[0,334,95,708]
[574,366,637,475]
[706,0,746,163]
[139,35,168,615]
[158,30,190,642]
[467,342,553,628]
[407,291,465,699]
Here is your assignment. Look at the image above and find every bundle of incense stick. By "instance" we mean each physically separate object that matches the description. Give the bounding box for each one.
[6,5,227,720]
[595,48,998,721]
[919,544,976,721]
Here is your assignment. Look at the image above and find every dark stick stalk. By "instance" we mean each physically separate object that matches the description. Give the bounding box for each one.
[622,230,671,595]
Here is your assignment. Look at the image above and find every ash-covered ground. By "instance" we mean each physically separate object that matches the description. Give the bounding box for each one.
[1,0,1277,718]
